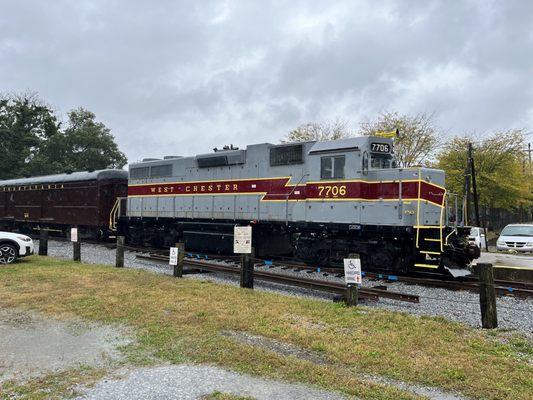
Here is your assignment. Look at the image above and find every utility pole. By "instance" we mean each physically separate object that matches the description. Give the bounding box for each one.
[527,142,533,172]
[469,143,481,228]
[468,142,489,251]
[464,146,472,226]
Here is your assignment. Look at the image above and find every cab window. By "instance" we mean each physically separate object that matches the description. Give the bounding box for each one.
[370,155,394,169]
[321,155,345,179]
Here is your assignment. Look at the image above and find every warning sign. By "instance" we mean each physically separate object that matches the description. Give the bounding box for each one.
[234,226,252,254]
[70,228,78,242]
[169,247,179,266]
[343,258,362,285]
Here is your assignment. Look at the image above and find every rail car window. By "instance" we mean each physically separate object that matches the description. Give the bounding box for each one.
[321,155,345,179]
[270,144,304,166]
[130,167,150,179]
[150,164,172,178]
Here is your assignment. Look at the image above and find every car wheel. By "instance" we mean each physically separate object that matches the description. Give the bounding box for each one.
[0,244,17,264]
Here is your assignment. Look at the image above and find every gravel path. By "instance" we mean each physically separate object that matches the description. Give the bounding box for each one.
[76,364,347,400]
[38,240,533,337]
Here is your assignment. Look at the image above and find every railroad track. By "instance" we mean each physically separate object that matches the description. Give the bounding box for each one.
[362,271,533,299]
[135,253,419,303]
[129,246,533,299]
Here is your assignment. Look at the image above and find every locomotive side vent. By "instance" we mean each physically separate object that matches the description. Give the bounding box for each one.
[270,144,304,166]
[130,166,150,179]
[197,155,229,168]
[150,164,173,178]
[197,149,246,168]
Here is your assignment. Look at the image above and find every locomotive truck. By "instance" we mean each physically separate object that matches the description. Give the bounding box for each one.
[119,136,479,274]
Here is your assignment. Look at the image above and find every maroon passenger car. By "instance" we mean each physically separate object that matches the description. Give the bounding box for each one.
[0,170,128,238]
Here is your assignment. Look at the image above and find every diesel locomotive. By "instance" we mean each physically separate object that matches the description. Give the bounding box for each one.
[119,136,479,274]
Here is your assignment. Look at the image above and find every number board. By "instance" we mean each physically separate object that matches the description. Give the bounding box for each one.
[370,142,391,154]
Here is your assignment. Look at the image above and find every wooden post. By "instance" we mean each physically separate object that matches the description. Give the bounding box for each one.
[115,236,125,268]
[240,247,254,289]
[38,229,48,256]
[476,263,498,329]
[73,242,81,262]
[346,285,357,306]
[173,242,185,277]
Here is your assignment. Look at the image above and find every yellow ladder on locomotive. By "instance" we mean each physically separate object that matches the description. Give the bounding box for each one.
[413,175,445,270]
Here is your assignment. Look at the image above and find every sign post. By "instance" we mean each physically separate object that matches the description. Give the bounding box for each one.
[171,243,185,277]
[71,227,80,262]
[234,226,253,289]
[343,254,362,306]
[234,226,252,254]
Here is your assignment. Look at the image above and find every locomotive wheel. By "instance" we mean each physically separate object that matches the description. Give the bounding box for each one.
[0,244,17,264]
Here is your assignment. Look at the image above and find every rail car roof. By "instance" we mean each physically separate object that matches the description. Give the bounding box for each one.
[0,169,128,186]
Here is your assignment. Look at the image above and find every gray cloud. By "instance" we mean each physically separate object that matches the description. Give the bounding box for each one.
[1,0,532,162]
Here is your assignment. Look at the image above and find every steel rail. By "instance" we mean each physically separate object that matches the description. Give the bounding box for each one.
[136,254,419,303]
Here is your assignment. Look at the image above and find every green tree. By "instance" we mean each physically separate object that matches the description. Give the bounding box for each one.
[47,108,127,172]
[0,94,60,179]
[437,130,533,211]
[360,111,441,167]
[1,94,127,179]
[282,119,350,143]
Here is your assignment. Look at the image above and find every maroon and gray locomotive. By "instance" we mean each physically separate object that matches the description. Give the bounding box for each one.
[0,136,479,274]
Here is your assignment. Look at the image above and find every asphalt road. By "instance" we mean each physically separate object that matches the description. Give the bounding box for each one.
[478,251,533,269]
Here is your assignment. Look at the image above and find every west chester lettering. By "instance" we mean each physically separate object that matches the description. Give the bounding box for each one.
[149,183,240,194]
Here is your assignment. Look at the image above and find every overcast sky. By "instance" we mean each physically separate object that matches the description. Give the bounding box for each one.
[1,0,532,162]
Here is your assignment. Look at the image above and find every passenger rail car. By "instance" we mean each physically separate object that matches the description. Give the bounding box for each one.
[0,170,128,239]
[119,137,479,274]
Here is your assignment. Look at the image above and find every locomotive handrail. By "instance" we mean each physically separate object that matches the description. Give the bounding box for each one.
[109,197,122,231]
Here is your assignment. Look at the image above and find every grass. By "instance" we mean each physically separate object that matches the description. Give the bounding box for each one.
[0,256,532,400]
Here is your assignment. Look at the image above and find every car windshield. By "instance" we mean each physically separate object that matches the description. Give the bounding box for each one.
[500,225,533,237]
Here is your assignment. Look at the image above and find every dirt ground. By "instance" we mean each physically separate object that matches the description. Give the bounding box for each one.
[0,307,131,383]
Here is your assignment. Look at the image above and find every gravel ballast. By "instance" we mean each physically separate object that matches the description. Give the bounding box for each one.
[38,240,533,337]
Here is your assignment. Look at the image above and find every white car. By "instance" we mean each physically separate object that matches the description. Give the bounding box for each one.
[496,224,533,253]
[0,231,35,264]
[468,227,486,250]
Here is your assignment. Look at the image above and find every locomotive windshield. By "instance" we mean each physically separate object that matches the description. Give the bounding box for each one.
[370,154,396,169]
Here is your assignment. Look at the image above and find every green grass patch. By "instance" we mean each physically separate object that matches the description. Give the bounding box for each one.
[0,256,532,400]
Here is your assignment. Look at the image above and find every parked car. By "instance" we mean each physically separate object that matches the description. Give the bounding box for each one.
[496,224,533,253]
[0,231,34,264]
[468,227,486,250]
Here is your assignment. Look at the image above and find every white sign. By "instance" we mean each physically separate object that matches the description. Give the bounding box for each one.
[169,247,179,266]
[344,258,362,285]
[234,226,252,254]
[70,228,78,242]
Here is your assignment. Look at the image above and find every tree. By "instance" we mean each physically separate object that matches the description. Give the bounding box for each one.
[53,108,127,172]
[359,111,440,167]
[282,119,350,143]
[0,94,60,179]
[0,94,127,179]
[437,130,533,212]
